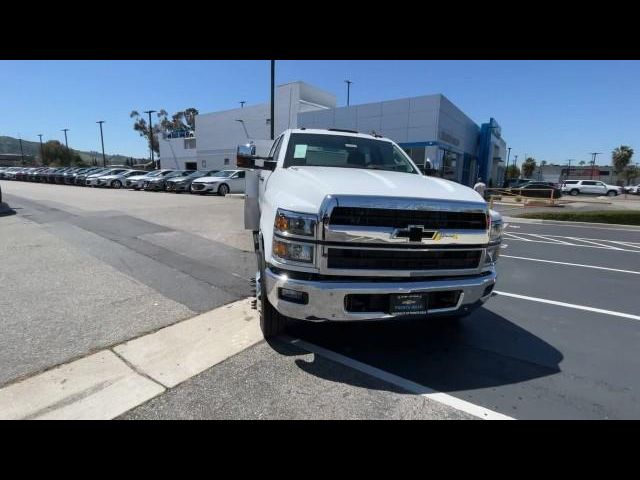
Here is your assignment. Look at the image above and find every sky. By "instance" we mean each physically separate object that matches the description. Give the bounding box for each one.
[1,60,640,165]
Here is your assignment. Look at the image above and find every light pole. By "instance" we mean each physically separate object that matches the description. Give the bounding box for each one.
[96,121,106,167]
[144,110,157,168]
[19,136,25,166]
[38,134,45,164]
[62,128,69,149]
[345,80,353,106]
[503,147,512,186]
[240,101,246,108]
[270,60,275,140]
[589,152,602,179]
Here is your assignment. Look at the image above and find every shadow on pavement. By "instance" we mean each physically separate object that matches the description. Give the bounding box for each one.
[269,306,563,395]
[0,202,16,217]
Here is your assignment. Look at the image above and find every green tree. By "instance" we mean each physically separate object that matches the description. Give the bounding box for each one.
[522,157,537,178]
[42,140,85,167]
[579,160,586,166]
[130,107,199,156]
[612,145,634,175]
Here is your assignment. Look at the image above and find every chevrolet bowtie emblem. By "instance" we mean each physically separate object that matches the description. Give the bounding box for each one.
[392,225,437,242]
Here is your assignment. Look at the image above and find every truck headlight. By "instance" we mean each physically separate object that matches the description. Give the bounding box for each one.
[274,209,317,237]
[272,239,314,263]
[489,221,503,243]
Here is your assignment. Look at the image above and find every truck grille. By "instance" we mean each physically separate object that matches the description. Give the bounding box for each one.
[329,207,487,230]
[327,248,482,270]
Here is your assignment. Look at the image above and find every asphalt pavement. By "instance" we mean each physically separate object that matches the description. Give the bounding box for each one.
[1,180,639,419]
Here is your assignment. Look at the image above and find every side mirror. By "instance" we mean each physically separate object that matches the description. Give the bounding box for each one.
[236,144,276,171]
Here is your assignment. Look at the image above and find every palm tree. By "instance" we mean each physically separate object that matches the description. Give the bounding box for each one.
[612,145,634,175]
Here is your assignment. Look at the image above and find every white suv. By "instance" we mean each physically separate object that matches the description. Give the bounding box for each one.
[561,180,622,197]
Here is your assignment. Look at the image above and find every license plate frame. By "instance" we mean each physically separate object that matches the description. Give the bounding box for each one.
[389,293,428,316]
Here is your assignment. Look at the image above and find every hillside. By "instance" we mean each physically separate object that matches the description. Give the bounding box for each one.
[0,136,146,165]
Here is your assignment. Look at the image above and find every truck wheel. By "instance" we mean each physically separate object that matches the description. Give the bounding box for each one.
[570,189,579,196]
[258,254,287,338]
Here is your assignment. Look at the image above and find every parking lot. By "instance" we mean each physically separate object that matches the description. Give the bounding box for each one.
[1,179,639,419]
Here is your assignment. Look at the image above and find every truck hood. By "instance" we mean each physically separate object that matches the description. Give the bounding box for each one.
[267,166,485,213]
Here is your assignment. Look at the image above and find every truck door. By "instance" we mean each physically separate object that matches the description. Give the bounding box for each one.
[259,135,284,200]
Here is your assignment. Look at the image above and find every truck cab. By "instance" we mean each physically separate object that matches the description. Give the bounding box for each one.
[238,128,503,338]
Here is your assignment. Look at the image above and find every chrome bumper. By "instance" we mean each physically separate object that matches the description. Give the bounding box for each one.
[264,267,497,322]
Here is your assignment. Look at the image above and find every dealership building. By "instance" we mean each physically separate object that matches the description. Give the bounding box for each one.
[158,81,507,187]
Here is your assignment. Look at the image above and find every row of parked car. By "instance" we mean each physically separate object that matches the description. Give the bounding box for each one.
[0,166,248,196]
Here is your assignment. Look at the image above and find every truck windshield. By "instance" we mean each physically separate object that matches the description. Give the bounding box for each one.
[283,133,419,174]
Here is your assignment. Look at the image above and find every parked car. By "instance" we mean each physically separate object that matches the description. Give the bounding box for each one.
[506,178,531,188]
[86,168,128,186]
[508,181,563,199]
[622,184,640,195]
[137,170,176,190]
[190,169,246,196]
[561,180,623,196]
[165,170,220,193]
[75,167,107,185]
[96,169,147,189]
[143,170,194,191]
[125,170,167,190]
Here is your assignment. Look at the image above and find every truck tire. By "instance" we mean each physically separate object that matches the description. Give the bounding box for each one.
[258,253,287,338]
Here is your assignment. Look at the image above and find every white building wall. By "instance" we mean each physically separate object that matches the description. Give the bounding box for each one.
[161,81,336,171]
[158,137,198,170]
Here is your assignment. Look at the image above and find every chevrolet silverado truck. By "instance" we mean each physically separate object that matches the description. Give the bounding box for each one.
[237,128,503,338]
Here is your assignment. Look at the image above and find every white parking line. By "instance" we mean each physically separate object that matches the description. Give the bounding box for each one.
[286,337,514,420]
[502,232,640,252]
[502,217,640,232]
[500,255,640,275]
[494,291,640,322]
[527,234,574,245]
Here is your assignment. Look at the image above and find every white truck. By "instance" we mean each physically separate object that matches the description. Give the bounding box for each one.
[237,128,504,338]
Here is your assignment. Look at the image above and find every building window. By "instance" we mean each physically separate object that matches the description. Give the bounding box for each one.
[184,138,196,149]
[439,149,460,181]
[185,162,197,170]
[224,158,230,165]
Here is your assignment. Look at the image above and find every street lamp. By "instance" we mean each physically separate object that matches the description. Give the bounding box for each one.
[96,121,106,167]
[503,147,512,186]
[345,80,353,106]
[61,128,69,149]
[144,110,157,168]
[270,61,275,140]
[240,101,246,108]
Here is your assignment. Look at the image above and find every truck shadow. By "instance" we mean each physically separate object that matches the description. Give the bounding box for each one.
[0,202,17,217]
[269,307,563,395]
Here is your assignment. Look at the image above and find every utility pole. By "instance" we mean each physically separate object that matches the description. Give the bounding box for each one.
[589,152,602,179]
[38,134,45,164]
[19,136,25,165]
[144,110,157,168]
[62,128,69,149]
[345,80,353,106]
[504,147,512,186]
[96,121,106,167]
[240,101,246,108]
[270,60,275,140]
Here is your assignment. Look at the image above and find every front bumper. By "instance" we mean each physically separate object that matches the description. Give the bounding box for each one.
[191,183,217,193]
[264,267,497,322]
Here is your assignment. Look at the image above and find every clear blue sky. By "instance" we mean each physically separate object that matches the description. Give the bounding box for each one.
[2,60,639,164]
